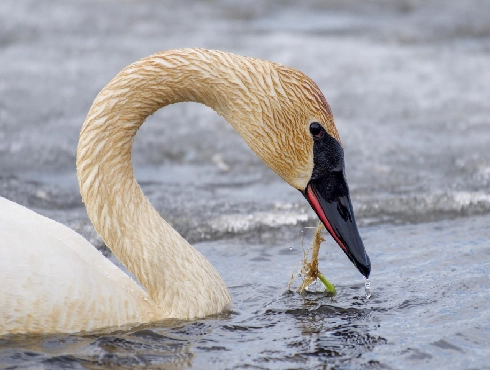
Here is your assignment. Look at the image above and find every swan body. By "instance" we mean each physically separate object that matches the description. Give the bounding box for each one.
[0,48,370,335]
[0,196,156,333]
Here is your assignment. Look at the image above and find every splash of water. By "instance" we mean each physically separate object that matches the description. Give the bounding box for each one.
[305,278,324,293]
[364,277,371,300]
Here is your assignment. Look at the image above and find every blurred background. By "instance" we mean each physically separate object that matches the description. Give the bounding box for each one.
[2,0,490,242]
[1,0,490,368]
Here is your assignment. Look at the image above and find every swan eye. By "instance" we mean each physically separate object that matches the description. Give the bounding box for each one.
[309,122,323,138]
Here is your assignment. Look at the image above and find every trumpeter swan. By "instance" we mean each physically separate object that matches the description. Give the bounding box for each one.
[0,48,370,334]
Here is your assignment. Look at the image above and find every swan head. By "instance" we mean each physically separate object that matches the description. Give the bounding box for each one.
[230,63,371,278]
[80,48,370,279]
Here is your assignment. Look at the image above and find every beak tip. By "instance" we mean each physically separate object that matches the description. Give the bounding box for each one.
[305,182,372,279]
[357,255,371,278]
[360,264,371,279]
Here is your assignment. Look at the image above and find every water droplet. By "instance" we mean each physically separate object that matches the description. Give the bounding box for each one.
[364,277,371,300]
[306,278,325,293]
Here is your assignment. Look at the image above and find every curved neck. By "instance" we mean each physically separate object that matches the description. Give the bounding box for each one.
[77,49,271,316]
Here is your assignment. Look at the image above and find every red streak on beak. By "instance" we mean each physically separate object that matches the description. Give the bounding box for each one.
[306,185,348,254]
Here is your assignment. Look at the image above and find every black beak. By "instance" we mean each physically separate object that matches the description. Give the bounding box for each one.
[303,173,371,278]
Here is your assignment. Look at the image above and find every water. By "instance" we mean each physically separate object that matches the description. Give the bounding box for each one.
[365,278,371,300]
[2,0,490,368]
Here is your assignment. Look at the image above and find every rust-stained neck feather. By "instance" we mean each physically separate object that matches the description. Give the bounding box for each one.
[76,48,336,317]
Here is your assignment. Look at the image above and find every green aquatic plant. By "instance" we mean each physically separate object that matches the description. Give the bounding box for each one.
[289,222,336,295]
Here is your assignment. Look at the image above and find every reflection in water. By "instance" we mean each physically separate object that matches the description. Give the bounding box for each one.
[0,286,386,369]
[285,299,387,367]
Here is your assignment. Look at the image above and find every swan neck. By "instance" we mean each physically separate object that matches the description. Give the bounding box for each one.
[76,49,239,317]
